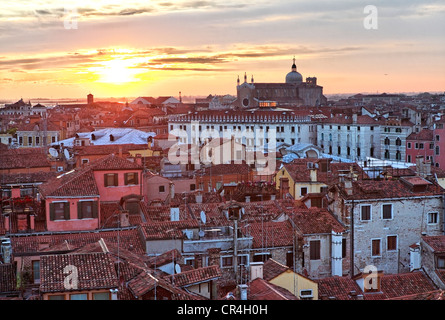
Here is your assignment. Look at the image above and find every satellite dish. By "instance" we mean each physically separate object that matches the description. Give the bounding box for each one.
[198,230,205,238]
[49,148,58,157]
[175,263,181,274]
[200,210,207,225]
[63,149,71,159]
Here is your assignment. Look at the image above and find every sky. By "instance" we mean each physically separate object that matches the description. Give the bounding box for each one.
[0,0,444,100]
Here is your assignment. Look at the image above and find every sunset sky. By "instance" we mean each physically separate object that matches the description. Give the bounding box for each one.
[0,0,444,100]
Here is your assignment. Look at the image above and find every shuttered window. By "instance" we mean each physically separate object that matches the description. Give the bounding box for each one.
[104,173,118,187]
[49,202,69,220]
[124,172,138,185]
[310,240,321,260]
[372,239,381,256]
[77,201,98,219]
[387,236,397,251]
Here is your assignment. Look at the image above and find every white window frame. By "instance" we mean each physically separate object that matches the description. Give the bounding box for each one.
[386,235,398,252]
[427,212,439,225]
[371,238,382,258]
[360,204,372,221]
[300,187,308,197]
[381,203,393,220]
[220,255,234,268]
[299,289,314,299]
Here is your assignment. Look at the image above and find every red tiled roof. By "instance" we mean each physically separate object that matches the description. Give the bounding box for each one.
[422,236,445,253]
[338,179,443,200]
[40,252,118,293]
[146,249,181,268]
[317,275,363,300]
[365,271,438,300]
[0,171,58,184]
[407,128,433,141]
[290,207,346,234]
[243,220,294,249]
[38,166,99,198]
[263,259,290,281]
[73,144,148,156]
[248,278,298,300]
[10,228,146,255]
[164,265,222,287]
[0,148,51,170]
[138,220,199,240]
[88,154,143,171]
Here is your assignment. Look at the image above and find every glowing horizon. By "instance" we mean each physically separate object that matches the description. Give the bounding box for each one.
[0,1,444,100]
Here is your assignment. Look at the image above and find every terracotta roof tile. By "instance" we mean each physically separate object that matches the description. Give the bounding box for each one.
[164,265,222,287]
[138,220,199,240]
[263,259,290,281]
[40,252,118,293]
[38,166,99,197]
[290,207,346,234]
[248,278,298,300]
[422,236,445,253]
[88,154,143,170]
[317,276,363,300]
[0,149,51,170]
[242,220,294,248]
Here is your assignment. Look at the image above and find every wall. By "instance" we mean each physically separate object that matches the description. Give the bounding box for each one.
[45,197,100,232]
[351,197,443,274]
[93,170,142,202]
[269,270,319,300]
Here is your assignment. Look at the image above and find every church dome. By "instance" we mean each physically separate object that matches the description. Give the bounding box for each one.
[285,58,303,85]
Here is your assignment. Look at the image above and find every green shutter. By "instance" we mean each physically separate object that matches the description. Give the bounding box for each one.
[114,174,118,186]
[92,201,98,219]
[49,203,55,221]
[77,201,82,219]
[64,202,70,220]
[104,174,108,187]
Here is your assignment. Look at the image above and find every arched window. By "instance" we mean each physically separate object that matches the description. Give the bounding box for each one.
[395,138,401,146]
[384,137,390,145]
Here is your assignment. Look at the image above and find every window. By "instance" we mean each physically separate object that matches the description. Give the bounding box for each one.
[159,185,165,193]
[407,155,411,163]
[124,172,139,185]
[357,147,361,157]
[81,159,89,165]
[436,135,440,141]
[407,142,411,149]
[436,146,440,155]
[419,143,424,149]
[32,260,40,283]
[299,289,314,300]
[310,240,321,260]
[384,137,390,145]
[437,256,445,269]
[50,202,69,221]
[300,187,308,197]
[382,204,392,220]
[238,255,248,266]
[190,184,196,191]
[342,238,347,258]
[70,294,88,300]
[428,212,438,224]
[221,256,233,267]
[28,136,33,145]
[253,253,271,262]
[35,136,40,145]
[93,292,110,300]
[371,239,381,257]
[360,205,371,221]
[104,173,118,187]
[48,295,65,300]
[77,201,97,219]
[395,138,401,146]
[387,235,397,251]
[19,136,23,145]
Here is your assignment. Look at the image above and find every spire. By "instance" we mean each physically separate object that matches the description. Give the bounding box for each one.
[292,56,297,71]
[237,75,240,85]
[244,72,247,83]
[251,75,254,84]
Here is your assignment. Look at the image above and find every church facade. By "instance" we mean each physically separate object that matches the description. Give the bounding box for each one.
[235,59,327,108]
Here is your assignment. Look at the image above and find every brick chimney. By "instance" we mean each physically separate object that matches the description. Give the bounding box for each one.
[135,154,142,166]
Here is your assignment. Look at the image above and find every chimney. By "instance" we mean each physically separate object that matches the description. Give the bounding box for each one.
[245,196,251,203]
[238,284,248,300]
[195,192,203,204]
[120,210,130,227]
[352,113,357,124]
[309,167,317,182]
[118,146,123,158]
[416,155,424,176]
[170,207,180,221]
[344,177,353,196]
[169,182,175,199]
[250,262,264,280]
[135,154,142,166]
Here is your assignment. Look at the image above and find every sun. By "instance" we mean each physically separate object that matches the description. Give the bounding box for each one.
[93,58,141,84]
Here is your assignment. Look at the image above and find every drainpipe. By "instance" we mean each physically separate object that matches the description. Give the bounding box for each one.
[350,199,355,278]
